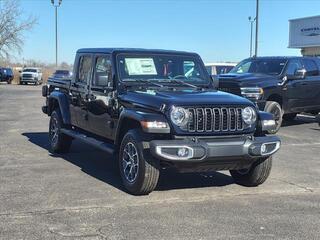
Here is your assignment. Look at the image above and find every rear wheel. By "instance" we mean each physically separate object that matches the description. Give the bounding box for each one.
[49,110,72,153]
[264,101,282,134]
[230,156,272,186]
[119,129,160,195]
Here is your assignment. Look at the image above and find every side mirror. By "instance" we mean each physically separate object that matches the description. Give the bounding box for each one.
[287,68,306,80]
[211,75,219,89]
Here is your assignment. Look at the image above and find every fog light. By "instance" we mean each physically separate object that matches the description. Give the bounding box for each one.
[260,141,281,156]
[261,144,267,154]
[155,145,194,160]
[177,148,189,157]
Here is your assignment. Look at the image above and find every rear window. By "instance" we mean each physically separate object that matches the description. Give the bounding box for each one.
[55,70,70,75]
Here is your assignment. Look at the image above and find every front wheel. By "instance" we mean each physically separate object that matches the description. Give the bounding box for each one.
[49,110,72,153]
[230,156,272,187]
[264,101,283,134]
[119,129,160,195]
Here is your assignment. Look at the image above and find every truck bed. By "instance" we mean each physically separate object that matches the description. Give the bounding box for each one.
[47,77,71,89]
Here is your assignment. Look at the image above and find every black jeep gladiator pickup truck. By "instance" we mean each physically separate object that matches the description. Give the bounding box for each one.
[219,56,320,133]
[42,48,281,195]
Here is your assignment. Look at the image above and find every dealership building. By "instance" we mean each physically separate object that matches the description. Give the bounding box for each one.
[289,15,320,56]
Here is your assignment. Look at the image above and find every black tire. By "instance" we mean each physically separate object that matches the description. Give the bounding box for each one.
[49,110,72,153]
[264,101,283,134]
[283,113,297,121]
[230,156,272,187]
[119,129,160,195]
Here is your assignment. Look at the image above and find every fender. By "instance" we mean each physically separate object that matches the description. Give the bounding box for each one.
[48,91,71,125]
[115,109,170,145]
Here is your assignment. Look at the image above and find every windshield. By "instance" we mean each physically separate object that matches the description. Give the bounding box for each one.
[230,59,287,76]
[23,69,37,73]
[117,53,210,85]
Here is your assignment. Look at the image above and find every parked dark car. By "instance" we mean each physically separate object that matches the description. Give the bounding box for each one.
[205,63,236,76]
[0,67,14,84]
[218,56,320,133]
[41,48,281,195]
[51,69,72,79]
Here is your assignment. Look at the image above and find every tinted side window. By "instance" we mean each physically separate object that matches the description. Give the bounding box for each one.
[286,59,302,76]
[77,55,92,83]
[93,55,112,87]
[302,59,318,76]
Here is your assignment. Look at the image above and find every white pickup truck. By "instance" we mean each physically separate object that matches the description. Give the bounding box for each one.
[20,67,43,85]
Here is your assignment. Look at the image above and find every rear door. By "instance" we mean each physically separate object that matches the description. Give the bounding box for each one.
[69,54,93,131]
[87,54,114,139]
[301,58,320,110]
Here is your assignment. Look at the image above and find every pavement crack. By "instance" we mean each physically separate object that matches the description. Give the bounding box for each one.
[273,178,314,192]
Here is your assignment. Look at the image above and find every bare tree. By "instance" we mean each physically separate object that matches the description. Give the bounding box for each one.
[0,0,37,60]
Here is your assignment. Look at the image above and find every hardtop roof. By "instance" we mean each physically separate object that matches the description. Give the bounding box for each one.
[77,48,199,56]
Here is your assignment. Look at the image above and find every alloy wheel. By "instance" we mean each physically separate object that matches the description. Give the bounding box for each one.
[122,142,139,183]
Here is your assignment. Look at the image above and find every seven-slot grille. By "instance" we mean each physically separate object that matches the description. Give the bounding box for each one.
[187,107,244,132]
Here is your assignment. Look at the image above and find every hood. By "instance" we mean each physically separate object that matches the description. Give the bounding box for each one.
[119,89,254,112]
[219,73,278,87]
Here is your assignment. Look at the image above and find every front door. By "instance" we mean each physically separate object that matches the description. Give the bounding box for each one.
[87,54,114,139]
[284,59,310,112]
[69,54,93,131]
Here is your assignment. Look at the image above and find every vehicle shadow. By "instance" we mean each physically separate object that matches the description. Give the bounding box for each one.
[22,132,234,193]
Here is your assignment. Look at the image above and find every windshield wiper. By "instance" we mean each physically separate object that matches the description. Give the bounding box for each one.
[122,79,164,88]
[169,79,198,89]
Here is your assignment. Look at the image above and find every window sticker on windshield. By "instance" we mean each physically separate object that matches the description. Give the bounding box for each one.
[125,58,157,75]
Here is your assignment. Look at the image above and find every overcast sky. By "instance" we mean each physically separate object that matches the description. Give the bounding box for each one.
[17,0,320,64]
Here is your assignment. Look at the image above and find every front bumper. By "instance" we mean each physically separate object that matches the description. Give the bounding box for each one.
[150,135,280,163]
[21,77,37,82]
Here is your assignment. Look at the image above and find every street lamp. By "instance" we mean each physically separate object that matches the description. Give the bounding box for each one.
[51,0,62,67]
[255,0,259,57]
[248,16,256,57]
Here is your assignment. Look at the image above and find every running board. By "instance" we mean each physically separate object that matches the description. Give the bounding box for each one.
[61,129,115,154]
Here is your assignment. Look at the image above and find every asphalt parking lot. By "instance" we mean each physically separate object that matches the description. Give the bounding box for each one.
[0,83,319,240]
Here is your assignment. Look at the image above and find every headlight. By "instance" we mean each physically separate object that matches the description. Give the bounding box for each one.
[241,87,264,100]
[170,106,189,127]
[242,107,257,125]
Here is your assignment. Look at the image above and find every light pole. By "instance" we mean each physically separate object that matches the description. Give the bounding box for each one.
[51,0,62,67]
[254,0,259,57]
[248,16,256,57]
